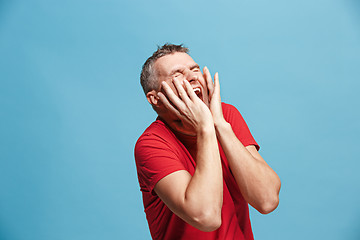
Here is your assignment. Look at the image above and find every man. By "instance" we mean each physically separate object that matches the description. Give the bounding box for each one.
[135,44,281,240]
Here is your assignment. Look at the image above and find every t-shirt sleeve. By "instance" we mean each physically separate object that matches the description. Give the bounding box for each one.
[222,103,260,151]
[134,133,187,195]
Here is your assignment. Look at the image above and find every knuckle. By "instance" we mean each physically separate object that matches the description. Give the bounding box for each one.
[187,102,194,108]
[177,105,186,113]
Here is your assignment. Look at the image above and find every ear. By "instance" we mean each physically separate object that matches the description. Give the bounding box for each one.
[146,90,160,106]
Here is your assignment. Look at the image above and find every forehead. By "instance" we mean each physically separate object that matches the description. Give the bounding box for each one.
[154,52,197,77]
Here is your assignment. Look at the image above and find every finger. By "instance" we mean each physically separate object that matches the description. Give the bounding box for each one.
[214,72,220,94]
[213,72,222,103]
[157,92,183,119]
[183,79,199,101]
[161,81,186,110]
[172,78,191,105]
[203,66,214,95]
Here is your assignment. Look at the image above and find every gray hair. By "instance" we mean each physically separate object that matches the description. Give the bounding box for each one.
[140,43,189,94]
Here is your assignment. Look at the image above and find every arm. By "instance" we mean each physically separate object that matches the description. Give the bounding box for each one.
[203,67,281,214]
[154,78,223,231]
[215,122,280,214]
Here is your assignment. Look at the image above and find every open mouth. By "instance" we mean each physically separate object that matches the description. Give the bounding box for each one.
[193,87,203,100]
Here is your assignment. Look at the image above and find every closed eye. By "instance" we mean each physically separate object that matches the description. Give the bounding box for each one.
[173,72,183,78]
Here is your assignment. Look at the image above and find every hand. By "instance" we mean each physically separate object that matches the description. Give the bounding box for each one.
[203,67,226,126]
[157,78,214,134]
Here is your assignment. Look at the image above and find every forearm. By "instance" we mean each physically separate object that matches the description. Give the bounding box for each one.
[215,121,280,214]
[182,125,223,230]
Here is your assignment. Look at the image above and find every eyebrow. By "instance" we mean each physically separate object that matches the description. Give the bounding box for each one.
[190,64,200,70]
[169,64,200,76]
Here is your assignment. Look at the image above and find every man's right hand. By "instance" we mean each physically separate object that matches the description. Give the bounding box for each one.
[157,78,214,134]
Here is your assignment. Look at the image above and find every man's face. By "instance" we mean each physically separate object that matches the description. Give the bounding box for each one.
[152,52,210,134]
[154,52,209,105]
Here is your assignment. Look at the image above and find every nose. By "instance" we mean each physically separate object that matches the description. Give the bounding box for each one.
[184,69,198,83]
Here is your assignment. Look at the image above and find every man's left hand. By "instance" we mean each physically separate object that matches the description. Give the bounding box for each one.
[203,66,226,126]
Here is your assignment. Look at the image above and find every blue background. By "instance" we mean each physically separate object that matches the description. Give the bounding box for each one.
[1,0,359,239]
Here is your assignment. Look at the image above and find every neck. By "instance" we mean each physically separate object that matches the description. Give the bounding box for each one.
[157,116,197,137]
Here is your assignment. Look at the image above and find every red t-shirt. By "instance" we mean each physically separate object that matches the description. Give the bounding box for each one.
[135,103,259,240]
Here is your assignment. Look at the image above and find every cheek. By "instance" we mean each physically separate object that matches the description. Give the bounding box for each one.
[174,74,185,81]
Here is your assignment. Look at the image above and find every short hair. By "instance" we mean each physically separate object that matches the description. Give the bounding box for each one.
[140,43,189,94]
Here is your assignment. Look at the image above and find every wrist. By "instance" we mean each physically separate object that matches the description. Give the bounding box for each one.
[214,118,228,129]
[196,122,216,136]
[214,120,231,136]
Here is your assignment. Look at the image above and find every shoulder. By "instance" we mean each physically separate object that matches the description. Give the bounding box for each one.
[221,102,260,150]
[136,120,174,144]
[134,119,180,160]
[221,102,241,114]
[134,120,189,195]
[221,102,234,110]
[221,102,244,123]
